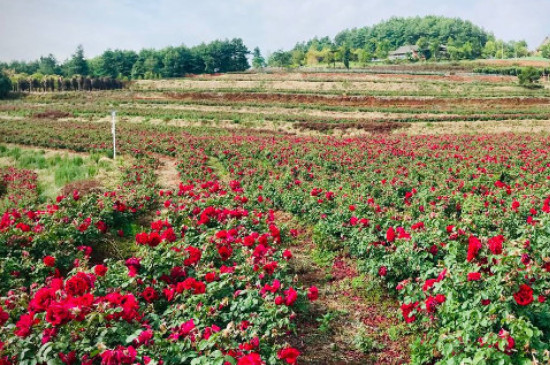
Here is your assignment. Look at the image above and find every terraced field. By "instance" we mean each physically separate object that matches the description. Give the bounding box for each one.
[1,70,549,137]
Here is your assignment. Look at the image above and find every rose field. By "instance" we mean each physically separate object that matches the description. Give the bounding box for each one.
[1,69,550,365]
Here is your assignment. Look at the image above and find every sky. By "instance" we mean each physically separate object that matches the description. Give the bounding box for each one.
[0,0,549,62]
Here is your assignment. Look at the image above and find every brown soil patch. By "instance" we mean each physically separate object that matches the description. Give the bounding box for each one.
[32,110,74,119]
[153,153,180,189]
[296,121,408,134]
[61,179,103,196]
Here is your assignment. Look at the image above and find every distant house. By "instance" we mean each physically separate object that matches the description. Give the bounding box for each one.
[388,45,420,60]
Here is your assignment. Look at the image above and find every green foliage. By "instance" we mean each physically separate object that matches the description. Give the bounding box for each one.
[353,326,383,353]
[518,67,543,88]
[252,47,266,69]
[267,50,293,68]
[316,311,345,334]
[66,45,89,76]
[1,40,249,80]
[540,43,550,59]
[0,71,11,98]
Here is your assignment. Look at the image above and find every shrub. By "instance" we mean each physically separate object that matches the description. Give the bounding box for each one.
[518,67,543,89]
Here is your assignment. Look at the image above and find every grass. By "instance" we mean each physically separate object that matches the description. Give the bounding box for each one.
[0,144,119,201]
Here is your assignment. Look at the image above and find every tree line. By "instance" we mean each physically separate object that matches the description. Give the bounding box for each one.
[259,16,532,68]
[0,38,250,82]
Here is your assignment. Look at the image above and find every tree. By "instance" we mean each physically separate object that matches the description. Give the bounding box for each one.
[429,40,441,60]
[252,47,266,69]
[97,49,119,78]
[38,54,59,75]
[375,40,390,59]
[541,43,550,59]
[416,37,429,59]
[66,45,89,76]
[483,40,497,59]
[518,67,542,89]
[341,44,351,69]
[0,71,11,98]
[267,50,292,67]
[356,49,373,66]
[291,49,306,67]
[512,40,529,58]
[305,45,324,65]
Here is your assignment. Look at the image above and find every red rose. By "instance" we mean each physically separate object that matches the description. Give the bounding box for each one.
[282,249,292,260]
[0,307,9,326]
[401,301,419,323]
[488,235,504,255]
[141,287,159,303]
[43,256,56,267]
[46,303,71,326]
[277,347,300,364]
[386,227,396,243]
[135,232,149,245]
[513,284,534,306]
[65,273,93,297]
[94,265,108,277]
[284,287,298,306]
[217,245,232,261]
[467,236,482,262]
[467,272,481,281]
[184,246,202,266]
[307,286,319,301]
[205,272,217,282]
[237,353,263,365]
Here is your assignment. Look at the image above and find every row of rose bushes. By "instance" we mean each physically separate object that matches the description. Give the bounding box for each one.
[1,191,310,364]
[0,133,310,364]
[0,152,158,293]
[0,167,39,211]
[205,133,550,364]
[2,117,550,363]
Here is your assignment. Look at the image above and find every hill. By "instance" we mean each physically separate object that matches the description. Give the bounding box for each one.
[267,16,530,67]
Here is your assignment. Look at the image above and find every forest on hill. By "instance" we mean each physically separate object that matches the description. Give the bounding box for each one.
[265,16,533,67]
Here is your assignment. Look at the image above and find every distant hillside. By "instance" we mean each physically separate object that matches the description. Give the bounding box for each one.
[332,16,491,54]
[266,16,530,67]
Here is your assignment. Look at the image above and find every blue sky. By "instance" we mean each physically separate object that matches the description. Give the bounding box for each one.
[1,0,549,62]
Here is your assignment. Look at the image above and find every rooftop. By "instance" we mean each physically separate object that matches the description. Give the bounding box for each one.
[389,45,420,55]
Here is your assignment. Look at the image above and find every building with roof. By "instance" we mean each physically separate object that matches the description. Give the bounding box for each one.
[388,45,420,60]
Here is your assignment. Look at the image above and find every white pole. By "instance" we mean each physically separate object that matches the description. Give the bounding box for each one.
[111,111,116,159]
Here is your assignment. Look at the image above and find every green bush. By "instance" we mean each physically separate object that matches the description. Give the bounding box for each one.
[518,67,543,89]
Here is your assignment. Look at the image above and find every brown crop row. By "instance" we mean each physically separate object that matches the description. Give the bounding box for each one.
[161,92,550,109]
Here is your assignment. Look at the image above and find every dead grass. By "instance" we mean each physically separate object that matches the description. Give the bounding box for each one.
[135,79,423,92]
[404,119,550,135]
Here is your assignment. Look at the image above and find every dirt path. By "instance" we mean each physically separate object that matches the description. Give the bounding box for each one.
[281,215,410,365]
[203,156,410,364]
[152,153,180,189]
